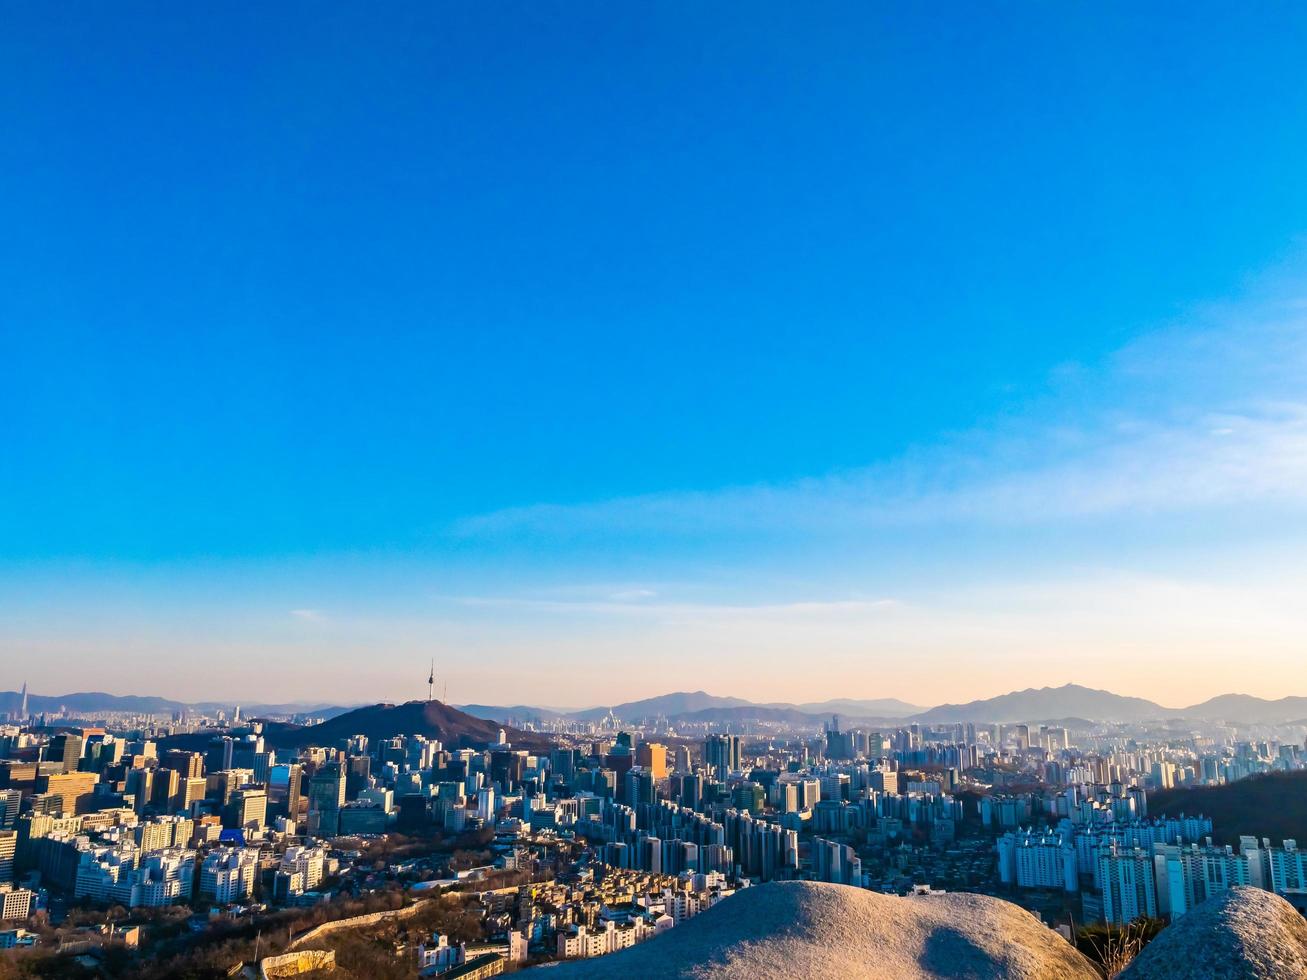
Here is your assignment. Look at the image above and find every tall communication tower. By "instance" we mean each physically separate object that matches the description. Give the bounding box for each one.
[427,659,435,702]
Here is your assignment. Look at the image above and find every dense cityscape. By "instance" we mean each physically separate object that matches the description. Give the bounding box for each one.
[9,3,1307,978]
[2,682,1306,977]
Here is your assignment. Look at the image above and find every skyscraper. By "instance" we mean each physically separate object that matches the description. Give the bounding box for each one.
[307,763,345,838]
[636,742,668,779]
[269,763,303,826]
[0,830,16,883]
[704,735,741,777]
[47,733,82,772]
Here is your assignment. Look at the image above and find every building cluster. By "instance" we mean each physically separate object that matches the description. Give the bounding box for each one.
[2,692,1306,971]
[999,820,1307,924]
[0,718,346,920]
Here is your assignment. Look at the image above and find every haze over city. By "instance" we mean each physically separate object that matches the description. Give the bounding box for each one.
[5,4,1307,708]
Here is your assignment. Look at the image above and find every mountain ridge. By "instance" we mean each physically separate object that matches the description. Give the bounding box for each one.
[1180,693,1307,724]
[11,685,1307,728]
[459,690,927,726]
[908,684,1171,724]
[464,685,1307,727]
[0,690,353,718]
[262,700,550,751]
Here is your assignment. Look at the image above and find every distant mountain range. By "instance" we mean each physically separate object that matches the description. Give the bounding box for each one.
[458,685,1307,727]
[911,685,1169,724]
[459,691,926,727]
[1182,694,1307,725]
[0,690,352,719]
[9,684,1307,730]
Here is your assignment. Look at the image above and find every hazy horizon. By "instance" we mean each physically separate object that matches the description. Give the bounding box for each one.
[5,5,1307,707]
[3,680,1302,716]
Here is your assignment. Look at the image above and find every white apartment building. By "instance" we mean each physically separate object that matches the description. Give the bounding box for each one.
[133,848,197,907]
[278,845,326,895]
[74,845,136,904]
[74,845,197,908]
[1153,838,1264,917]
[133,815,194,852]
[418,933,463,974]
[998,830,1078,891]
[1266,839,1307,894]
[1097,844,1158,924]
[556,917,654,959]
[198,847,259,905]
[476,787,497,822]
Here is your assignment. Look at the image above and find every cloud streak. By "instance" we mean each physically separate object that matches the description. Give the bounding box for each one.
[441,594,904,620]
[452,298,1307,541]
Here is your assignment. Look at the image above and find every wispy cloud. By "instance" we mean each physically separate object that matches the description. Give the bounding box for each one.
[608,588,657,602]
[441,593,903,620]
[452,295,1307,540]
[289,608,325,622]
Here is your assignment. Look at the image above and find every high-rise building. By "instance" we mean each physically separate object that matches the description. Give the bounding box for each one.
[489,750,526,790]
[269,763,303,826]
[307,763,345,838]
[47,734,82,772]
[345,755,370,797]
[1154,838,1264,917]
[198,847,258,904]
[677,773,703,810]
[997,831,1078,891]
[161,750,205,781]
[673,745,692,774]
[812,836,862,885]
[1268,839,1307,895]
[177,777,208,815]
[477,787,497,822]
[549,748,577,783]
[703,735,741,777]
[278,845,326,893]
[625,769,656,807]
[0,885,33,921]
[206,737,235,775]
[226,789,268,831]
[0,790,20,830]
[868,767,898,795]
[1097,844,1158,924]
[36,771,99,815]
[732,783,765,814]
[824,718,856,760]
[635,742,668,779]
[151,768,180,810]
[125,768,154,816]
[0,831,16,883]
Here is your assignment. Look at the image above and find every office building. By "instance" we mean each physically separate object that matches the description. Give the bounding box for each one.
[703,735,741,778]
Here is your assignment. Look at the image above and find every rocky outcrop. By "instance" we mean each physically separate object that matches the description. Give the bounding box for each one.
[543,881,1099,979]
[1120,886,1307,979]
[260,949,335,978]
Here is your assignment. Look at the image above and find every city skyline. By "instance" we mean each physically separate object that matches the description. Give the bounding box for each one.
[5,4,1307,705]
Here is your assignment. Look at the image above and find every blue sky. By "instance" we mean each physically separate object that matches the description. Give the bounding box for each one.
[4,3,1307,706]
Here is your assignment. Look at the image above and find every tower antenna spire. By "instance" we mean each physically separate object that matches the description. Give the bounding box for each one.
[427,659,435,703]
